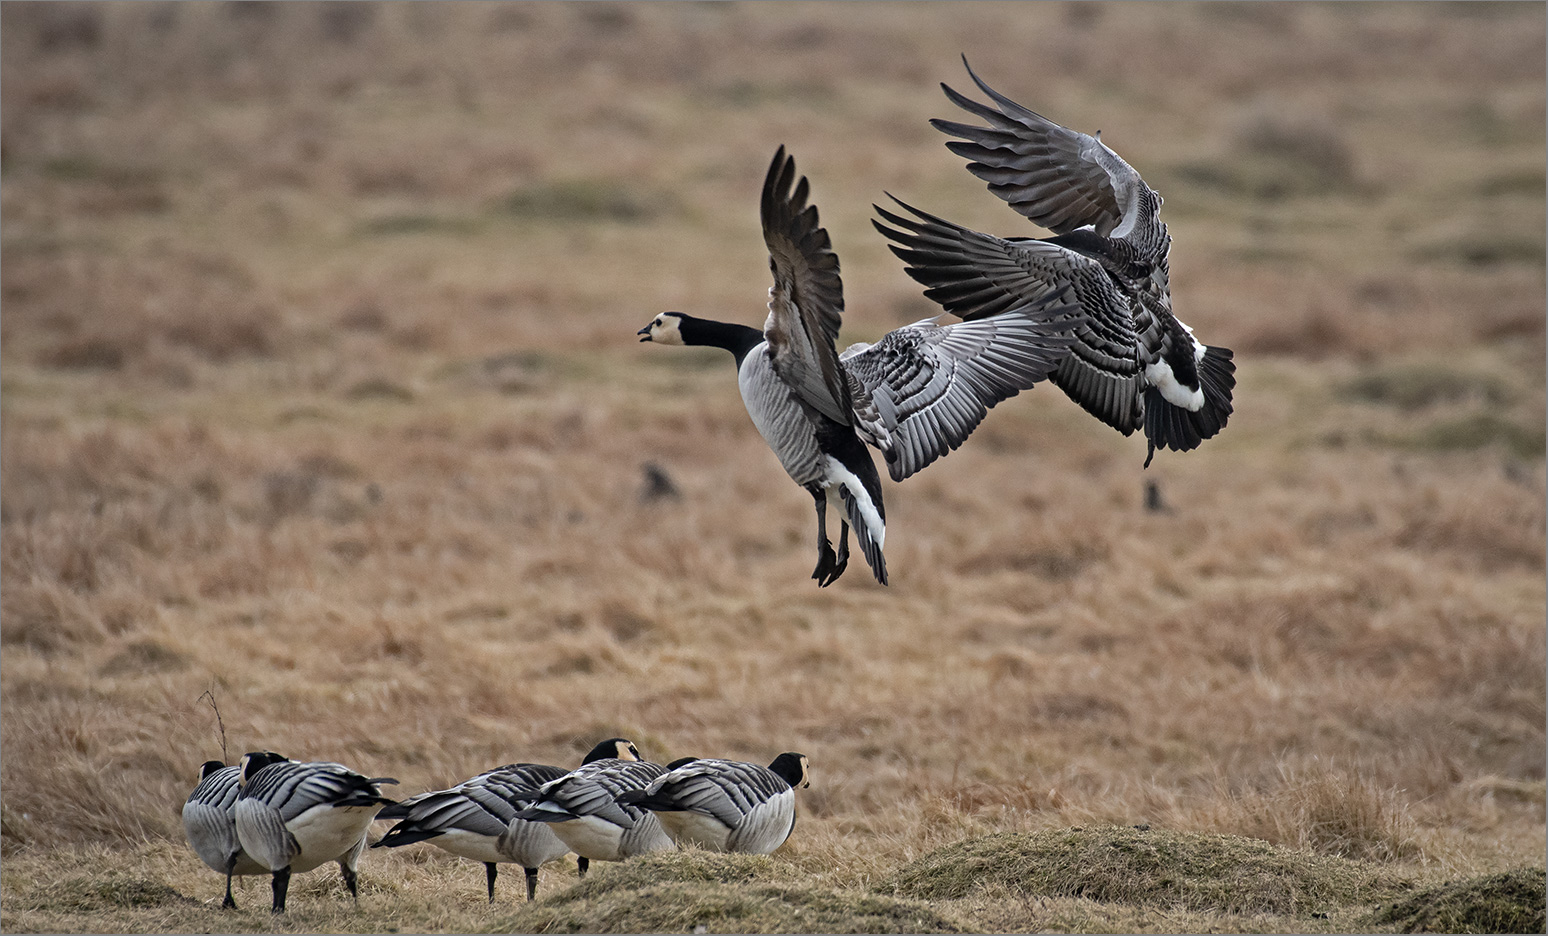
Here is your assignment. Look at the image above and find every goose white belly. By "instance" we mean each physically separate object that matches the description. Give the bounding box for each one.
[282,804,377,873]
[655,811,732,851]
[546,816,628,861]
[426,828,507,866]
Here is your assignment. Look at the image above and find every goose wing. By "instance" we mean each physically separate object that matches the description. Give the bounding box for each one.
[625,759,786,827]
[241,762,398,822]
[760,146,852,425]
[933,56,1162,248]
[183,766,243,871]
[841,286,1081,482]
[518,760,664,827]
[874,196,1144,434]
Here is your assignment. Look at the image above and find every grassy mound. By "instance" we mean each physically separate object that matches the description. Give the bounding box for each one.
[881,826,1413,916]
[1364,867,1546,934]
[503,850,964,934]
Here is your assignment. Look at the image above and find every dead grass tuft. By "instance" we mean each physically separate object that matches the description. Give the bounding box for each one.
[882,826,1414,916]
[1364,866,1547,934]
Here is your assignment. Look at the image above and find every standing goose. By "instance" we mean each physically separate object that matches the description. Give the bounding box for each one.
[873,57,1235,467]
[639,146,1082,586]
[182,752,289,909]
[370,738,635,902]
[616,753,809,855]
[232,753,399,913]
[515,739,675,876]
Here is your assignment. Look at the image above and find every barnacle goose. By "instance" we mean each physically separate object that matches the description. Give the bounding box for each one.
[873,57,1235,467]
[232,753,399,913]
[371,738,635,902]
[616,753,809,854]
[639,146,1082,586]
[515,739,674,875]
[182,752,289,909]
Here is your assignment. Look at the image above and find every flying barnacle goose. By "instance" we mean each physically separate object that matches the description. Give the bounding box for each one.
[639,146,1082,586]
[616,753,809,854]
[371,738,636,902]
[873,57,1235,468]
[182,752,290,909]
[232,753,399,913]
[515,738,675,876]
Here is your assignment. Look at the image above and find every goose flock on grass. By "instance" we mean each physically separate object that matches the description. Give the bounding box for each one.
[640,58,1234,587]
[184,739,809,911]
[181,58,1235,912]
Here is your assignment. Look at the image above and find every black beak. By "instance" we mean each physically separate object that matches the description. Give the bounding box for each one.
[637,325,652,342]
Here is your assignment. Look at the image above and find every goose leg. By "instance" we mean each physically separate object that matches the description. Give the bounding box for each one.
[809,487,840,586]
[222,854,239,910]
[525,866,539,902]
[339,860,358,900]
[270,868,291,914]
[577,856,589,879]
[484,862,498,903]
[831,520,850,583]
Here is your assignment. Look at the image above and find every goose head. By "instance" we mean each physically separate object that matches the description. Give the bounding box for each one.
[637,312,687,345]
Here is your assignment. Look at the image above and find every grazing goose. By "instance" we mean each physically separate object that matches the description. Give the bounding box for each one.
[233,753,399,913]
[182,752,289,909]
[616,753,809,854]
[371,738,636,902]
[639,146,1082,586]
[873,58,1235,467]
[515,740,674,876]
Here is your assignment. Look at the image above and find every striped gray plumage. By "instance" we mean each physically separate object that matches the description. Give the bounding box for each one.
[183,759,279,909]
[616,754,809,855]
[233,756,397,913]
[516,759,674,867]
[372,763,568,901]
[875,57,1235,467]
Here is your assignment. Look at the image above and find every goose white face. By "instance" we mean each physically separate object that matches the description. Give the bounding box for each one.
[638,313,685,345]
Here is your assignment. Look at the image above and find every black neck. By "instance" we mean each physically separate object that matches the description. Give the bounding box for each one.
[677,315,765,366]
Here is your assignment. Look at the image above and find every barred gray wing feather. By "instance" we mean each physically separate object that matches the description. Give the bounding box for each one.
[761,146,851,425]
[934,56,1161,249]
[842,288,1080,482]
[874,197,1145,435]
[519,760,665,828]
[242,762,394,822]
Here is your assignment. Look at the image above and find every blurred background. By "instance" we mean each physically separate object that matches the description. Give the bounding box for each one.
[1,0,1543,916]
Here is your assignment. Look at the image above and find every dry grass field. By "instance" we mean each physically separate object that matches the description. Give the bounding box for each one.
[1,2,1544,932]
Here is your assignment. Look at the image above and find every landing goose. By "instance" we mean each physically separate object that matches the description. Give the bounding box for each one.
[182,752,289,909]
[515,740,674,876]
[616,753,809,854]
[873,58,1235,467]
[232,753,399,913]
[639,146,1082,585]
[371,738,635,902]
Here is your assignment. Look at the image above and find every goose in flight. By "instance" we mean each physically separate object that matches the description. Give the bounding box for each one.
[639,146,1082,586]
[873,57,1235,467]
[371,738,637,902]
[616,753,809,855]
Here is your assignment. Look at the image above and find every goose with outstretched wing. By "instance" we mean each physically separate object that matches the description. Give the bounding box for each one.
[874,57,1234,467]
[639,146,1081,586]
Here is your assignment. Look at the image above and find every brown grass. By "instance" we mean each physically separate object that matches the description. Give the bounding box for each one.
[2,2,1544,932]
